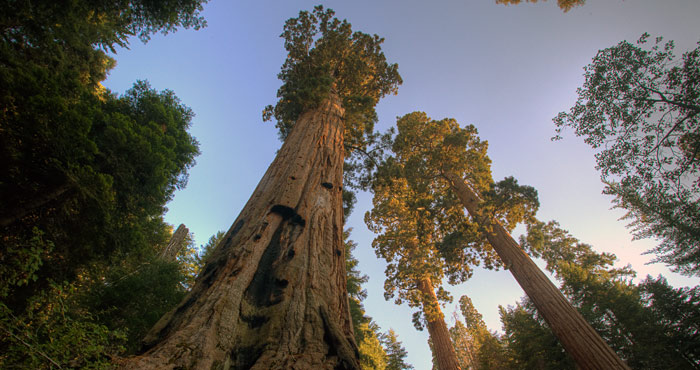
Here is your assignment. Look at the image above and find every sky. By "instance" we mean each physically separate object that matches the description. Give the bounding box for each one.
[102,1,700,368]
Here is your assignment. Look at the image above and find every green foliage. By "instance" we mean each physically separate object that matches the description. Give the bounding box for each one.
[196,230,226,269]
[499,302,574,370]
[506,221,700,369]
[0,80,200,312]
[366,112,539,329]
[554,34,700,275]
[344,230,389,369]
[495,0,585,12]
[263,5,401,146]
[81,257,188,354]
[441,296,509,370]
[0,283,125,369]
[382,329,414,370]
[639,276,700,367]
[0,1,205,367]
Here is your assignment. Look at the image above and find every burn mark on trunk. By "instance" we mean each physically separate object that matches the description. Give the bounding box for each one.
[321,182,333,189]
[198,255,226,288]
[287,248,296,259]
[245,226,286,307]
[221,219,245,252]
[241,314,269,329]
[320,306,359,370]
[230,345,264,370]
[270,204,305,227]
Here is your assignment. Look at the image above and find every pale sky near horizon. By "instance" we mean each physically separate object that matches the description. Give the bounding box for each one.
[103,1,700,368]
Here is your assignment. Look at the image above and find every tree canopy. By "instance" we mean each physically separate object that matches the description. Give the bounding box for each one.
[263,5,401,148]
[554,34,700,275]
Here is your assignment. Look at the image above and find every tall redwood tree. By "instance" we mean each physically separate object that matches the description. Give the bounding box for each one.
[392,112,630,370]
[121,6,400,369]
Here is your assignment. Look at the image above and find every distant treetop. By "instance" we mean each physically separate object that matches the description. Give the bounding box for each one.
[495,0,585,12]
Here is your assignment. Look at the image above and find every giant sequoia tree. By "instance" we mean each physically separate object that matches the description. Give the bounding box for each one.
[366,114,539,370]
[366,162,477,370]
[123,7,400,369]
[392,112,629,369]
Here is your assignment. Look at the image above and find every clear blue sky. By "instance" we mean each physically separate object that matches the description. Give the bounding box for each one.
[103,1,700,368]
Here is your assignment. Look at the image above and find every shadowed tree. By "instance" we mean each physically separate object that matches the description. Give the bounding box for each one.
[445,295,508,370]
[0,0,206,314]
[382,328,414,370]
[121,6,400,369]
[554,34,700,275]
[392,112,629,370]
[344,229,389,370]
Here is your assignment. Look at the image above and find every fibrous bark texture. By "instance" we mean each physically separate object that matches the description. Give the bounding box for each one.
[121,95,360,369]
[417,277,462,370]
[160,224,189,262]
[444,171,629,370]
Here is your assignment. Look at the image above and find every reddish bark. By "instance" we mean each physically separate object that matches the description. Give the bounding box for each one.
[120,95,360,369]
[417,277,462,370]
[444,171,629,370]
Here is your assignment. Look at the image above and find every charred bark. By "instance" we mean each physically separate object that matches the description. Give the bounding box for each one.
[443,171,629,370]
[417,277,461,370]
[120,95,360,369]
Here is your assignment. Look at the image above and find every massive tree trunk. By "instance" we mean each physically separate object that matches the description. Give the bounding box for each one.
[417,277,462,370]
[443,171,629,370]
[120,94,361,369]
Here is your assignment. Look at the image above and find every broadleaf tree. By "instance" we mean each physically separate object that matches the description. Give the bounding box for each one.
[122,6,400,368]
[554,34,700,275]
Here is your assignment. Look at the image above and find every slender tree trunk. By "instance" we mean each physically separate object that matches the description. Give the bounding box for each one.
[417,277,462,370]
[443,171,629,370]
[160,224,189,262]
[120,94,360,369]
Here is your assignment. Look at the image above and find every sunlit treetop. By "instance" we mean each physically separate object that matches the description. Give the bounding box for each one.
[263,5,402,147]
[366,112,539,327]
[366,158,492,328]
[391,112,539,231]
[495,0,585,12]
